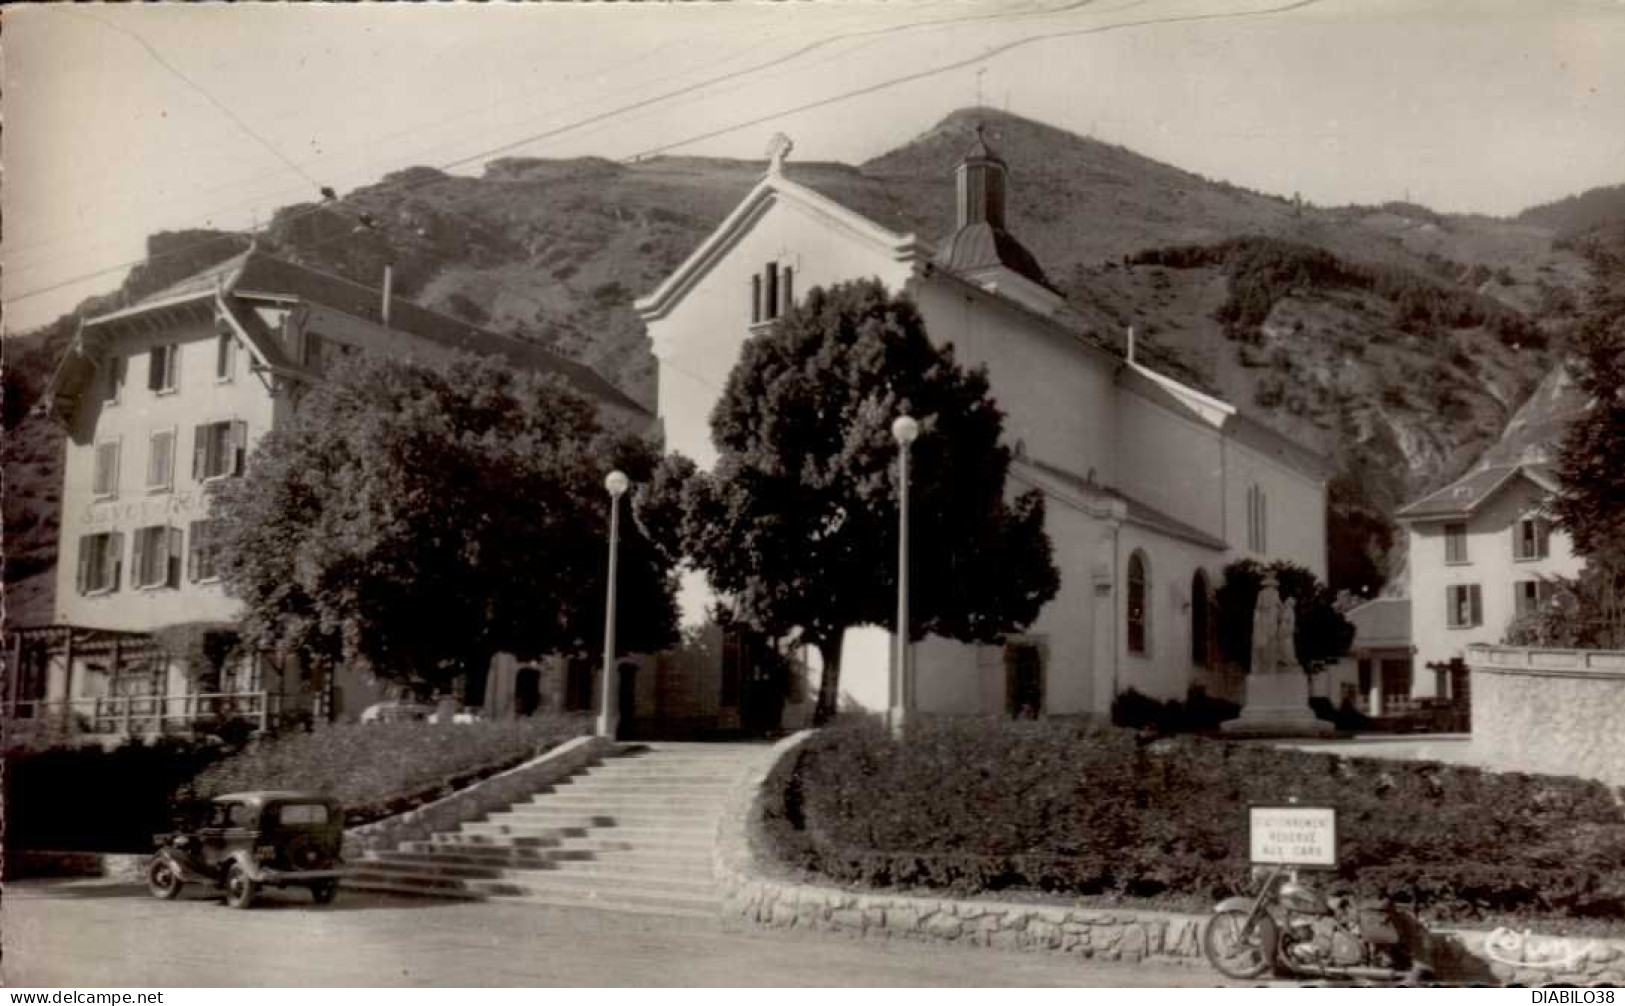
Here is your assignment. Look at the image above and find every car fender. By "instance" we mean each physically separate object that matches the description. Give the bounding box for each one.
[1213,896,1261,916]
[222,851,266,882]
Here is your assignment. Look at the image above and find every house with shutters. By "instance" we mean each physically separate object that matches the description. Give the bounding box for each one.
[10,249,644,736]
[635,127,1333,730]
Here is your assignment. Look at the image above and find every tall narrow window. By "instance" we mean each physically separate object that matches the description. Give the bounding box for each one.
[1127,551,1149,655]
[76,531,124,595]
[1514,517,1549,560]
[763,262,780,321]
[148,343,180,393]
[1444,523,1469,564]
[1003,640,1045,717]
[1246,485,1268,552]
[147,429,175,492]
[216,332,237,381]
[781,265,794,316]
[750,275,763,324]
[1446,584,1482,628]
[92,440,121,499]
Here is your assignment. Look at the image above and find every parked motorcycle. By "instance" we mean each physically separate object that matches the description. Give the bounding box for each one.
[1202,865,1433,982]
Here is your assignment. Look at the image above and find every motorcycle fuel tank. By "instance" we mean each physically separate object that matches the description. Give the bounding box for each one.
[1278,880,1329,915]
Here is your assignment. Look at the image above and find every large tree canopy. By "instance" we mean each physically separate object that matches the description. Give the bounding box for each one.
[211,352,678,694]
[658,279,1058,723]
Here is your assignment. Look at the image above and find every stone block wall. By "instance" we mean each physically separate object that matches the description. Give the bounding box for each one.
[343,734,614,858]
[1469,644,1625,788]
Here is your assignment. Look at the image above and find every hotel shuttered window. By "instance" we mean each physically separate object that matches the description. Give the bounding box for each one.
[92,440,121,499]
[1446,584,1482,628]
[147,429,175,491]
[133,525,183,590]
[76,532,124,595]
[194,420,247,480]
[188,519,223,583]
[1514,517,1550,560]
[1514,579,1554,615]
[148,343,180,393]
[1127,551,1149,655]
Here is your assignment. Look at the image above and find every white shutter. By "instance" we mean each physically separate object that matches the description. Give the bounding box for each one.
[109,531,124,592]
[76,536,92,594]
[168,527,184,588]
[231,420,248,475]
[132,529,150,588]
[193,424,207,481]
[1470,585,1483,626]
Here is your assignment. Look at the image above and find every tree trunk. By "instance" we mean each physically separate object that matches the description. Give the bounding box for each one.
[812,630,845,726]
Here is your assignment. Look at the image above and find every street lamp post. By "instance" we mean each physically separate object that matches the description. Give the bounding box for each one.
[889,415,920,736]
[596,470,630,739]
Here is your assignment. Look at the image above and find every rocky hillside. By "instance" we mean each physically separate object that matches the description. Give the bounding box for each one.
[5,108,1618,625]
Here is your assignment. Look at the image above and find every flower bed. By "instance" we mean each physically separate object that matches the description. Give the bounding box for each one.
[189,715,589,826]
[760,716,1625,932]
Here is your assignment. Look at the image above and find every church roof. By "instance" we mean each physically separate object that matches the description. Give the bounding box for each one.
[934,223,1054,291]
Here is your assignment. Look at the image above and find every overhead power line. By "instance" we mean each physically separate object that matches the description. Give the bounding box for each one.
[3,0,1321,313]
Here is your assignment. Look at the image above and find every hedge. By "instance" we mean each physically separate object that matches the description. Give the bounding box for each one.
[761,716,1625,928]
[188,715,589,825]
[4,715,589,855]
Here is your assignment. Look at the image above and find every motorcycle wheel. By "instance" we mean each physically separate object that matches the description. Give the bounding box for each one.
[223,864,258,910]
[1202,909,1278,980]
[146,858,184,901]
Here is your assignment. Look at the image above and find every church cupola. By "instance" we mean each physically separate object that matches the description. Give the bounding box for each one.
[934,123,1055,295]
[956,126,1008,230]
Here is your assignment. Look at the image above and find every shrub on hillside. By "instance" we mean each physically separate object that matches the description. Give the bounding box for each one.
[188,715,589,826]
[761,717,1625,927]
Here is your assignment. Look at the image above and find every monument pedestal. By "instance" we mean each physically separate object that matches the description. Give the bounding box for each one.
[1221,673,1335,737]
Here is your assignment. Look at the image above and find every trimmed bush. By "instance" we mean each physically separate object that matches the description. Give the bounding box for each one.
[4,736,230,854]
[762,717,1625,928]
[188,715,589,825]
[1111,686,1240,734]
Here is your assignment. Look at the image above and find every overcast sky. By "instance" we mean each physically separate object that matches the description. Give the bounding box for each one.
[4,0,1622,333]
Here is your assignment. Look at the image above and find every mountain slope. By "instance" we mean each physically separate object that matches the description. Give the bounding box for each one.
[5,107,1613,623]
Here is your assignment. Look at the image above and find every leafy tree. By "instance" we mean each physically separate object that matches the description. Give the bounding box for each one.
[1214,559,1353,675]
[210,352,678,697]
[1545,293,1625,648]
[658,279,1058,724]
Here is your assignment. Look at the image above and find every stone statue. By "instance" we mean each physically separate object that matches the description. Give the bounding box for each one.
[1276,597,1299,674]
[1250,573,1281,675]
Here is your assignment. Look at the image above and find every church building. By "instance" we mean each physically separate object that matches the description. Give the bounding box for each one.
[635,128,1332,726]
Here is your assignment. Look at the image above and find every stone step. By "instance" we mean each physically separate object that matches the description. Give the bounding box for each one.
[547,856,712,881]
[340,876,487,902]
[351,862,717,899]
[435,827,579,845]
[370,851,561,874]
[403,841,588,863]
[344,867,486,895]
[523,793,719,813]
[488,808,719,830]
[468,874,719,907]
[552,778,735,793]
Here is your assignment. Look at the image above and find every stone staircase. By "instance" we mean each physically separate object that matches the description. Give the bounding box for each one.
[343,742,767,918]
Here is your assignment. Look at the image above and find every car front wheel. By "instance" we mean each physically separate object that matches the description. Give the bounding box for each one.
[223,864,258,909]
[146,858,184,901]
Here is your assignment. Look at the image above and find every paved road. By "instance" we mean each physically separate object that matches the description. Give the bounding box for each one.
[4,879,1237,987]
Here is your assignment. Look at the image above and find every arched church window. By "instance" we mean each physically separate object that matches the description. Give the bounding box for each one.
[1127,551,1149,655]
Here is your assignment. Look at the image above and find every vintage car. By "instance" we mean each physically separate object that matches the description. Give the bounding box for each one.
[146,791,344,908]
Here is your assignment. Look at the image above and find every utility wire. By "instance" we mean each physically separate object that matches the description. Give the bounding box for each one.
[4,0,1319,312]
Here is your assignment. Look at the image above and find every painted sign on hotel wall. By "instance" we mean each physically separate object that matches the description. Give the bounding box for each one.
[1248,805,1337,867]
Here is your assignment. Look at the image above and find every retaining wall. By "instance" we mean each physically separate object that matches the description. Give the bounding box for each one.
[717,730,1625,985]
[1468,644,1625,788]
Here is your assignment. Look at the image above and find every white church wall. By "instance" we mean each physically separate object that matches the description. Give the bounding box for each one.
[1113,388,1226,544]
[1223,438,1328,581]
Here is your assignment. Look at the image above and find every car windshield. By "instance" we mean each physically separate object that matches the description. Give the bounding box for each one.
[278,803,329,826]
